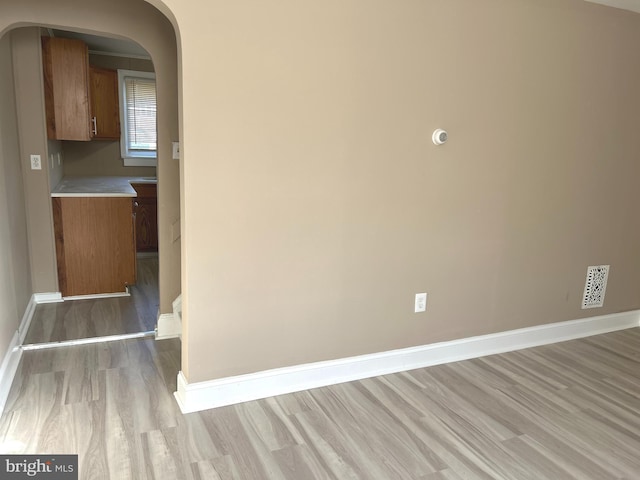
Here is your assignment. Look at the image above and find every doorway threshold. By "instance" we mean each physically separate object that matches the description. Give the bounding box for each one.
[21,330,155,351]
[62,287,131,301]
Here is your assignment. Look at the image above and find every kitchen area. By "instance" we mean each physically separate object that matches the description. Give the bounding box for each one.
[51,176,156,298]
[7,23,180,344]
[43,31,158,300]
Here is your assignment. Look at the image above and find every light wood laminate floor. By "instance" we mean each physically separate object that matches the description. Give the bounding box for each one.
[2,328,640,479]
[23,255,159,345]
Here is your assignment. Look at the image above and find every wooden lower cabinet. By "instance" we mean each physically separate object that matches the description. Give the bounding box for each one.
[52,197,136,297]
[131,183,158,252]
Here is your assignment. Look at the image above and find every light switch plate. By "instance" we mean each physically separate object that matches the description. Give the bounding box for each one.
[172,142,180,160]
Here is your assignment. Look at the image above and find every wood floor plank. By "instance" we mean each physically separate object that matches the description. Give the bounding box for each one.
[190,459,224,480]
[272,444,334,480]
[500,435,580,480]
[191,455,240,480]
[141,428,191,480]
[289,409,362,480]
[494,384,632,478]
[553,410,640,478]
[272,390,320,417]
[173,412,225,464]
[357,376,487,479]
[233,402,290,480]
[416,403,534,480]
[513,434,614,480]
[353,379,447,472]
[423,364,526,440]
[389,370,521,443]
[419,470,465,480]
[308,385,425,479]
[324,382,444,477]
[235,400,299,452]
[104,368,143,480]
[262,397,307,446]
[200,406,283,480]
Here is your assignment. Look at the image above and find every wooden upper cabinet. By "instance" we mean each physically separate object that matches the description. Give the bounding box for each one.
[41,37,91,141]
[89,66,120,140]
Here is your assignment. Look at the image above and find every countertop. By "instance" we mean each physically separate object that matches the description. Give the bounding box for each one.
[51,176,157,198]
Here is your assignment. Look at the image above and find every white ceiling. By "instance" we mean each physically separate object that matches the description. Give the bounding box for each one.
[51,29,150,59]
[584,0,640,14]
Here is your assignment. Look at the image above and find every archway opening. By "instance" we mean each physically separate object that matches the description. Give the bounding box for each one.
[0,0,182,346]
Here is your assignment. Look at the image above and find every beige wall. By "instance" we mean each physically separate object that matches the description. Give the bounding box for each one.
[0,33,32,353]
[11,27,58,293]
[47,140,63,192]
[62,53,156,178]
[5,0,640,391]
[62,141,156,177]
[0,0,181,314]
[150,0,640,383]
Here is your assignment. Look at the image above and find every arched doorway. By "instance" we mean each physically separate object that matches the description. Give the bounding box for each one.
[0,0,182,344]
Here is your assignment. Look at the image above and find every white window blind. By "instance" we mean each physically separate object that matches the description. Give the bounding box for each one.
[118,70,157,165]
[125,77,156,152]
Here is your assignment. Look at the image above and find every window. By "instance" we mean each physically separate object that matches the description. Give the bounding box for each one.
[118,70,157,166]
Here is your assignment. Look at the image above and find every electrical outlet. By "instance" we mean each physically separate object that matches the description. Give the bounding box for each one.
[415,292,427,313]
[30,154,42,170]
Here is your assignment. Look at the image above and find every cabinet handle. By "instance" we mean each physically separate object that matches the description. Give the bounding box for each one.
[91,117,97,136]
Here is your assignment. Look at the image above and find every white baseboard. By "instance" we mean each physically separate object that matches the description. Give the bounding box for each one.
[17,296,37,345]
[63,288,129,301]
[174,310,640,414]
[0,332,22,416]
[36,290,129,303]
[0,292,39,415]
[33,292,62,304]
[22,330,155,350]
[0,292,61,415]
[156,313,181,339]
[136,251,159,258]
[156,294,182,340]
[0,292,51,414]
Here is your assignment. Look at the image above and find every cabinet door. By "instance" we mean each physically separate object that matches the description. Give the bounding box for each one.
[42,37,91,141]
[90,66,121,140]
[53,197,136,297]
[132,183,158,252]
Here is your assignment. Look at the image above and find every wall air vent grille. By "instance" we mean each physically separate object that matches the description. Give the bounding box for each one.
[582,265,609,309]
